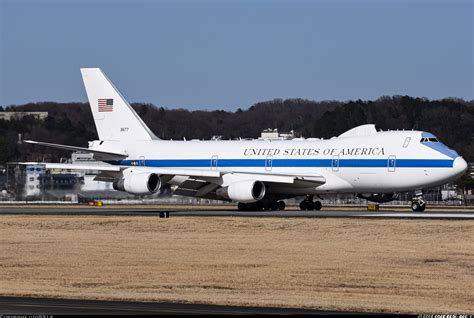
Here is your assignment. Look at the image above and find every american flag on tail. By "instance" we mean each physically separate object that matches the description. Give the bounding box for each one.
[98,98,113,112]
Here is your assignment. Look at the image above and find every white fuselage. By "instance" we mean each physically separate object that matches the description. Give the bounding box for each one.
[100,130,467,196]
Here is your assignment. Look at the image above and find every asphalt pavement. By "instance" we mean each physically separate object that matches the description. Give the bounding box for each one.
[0,206,473,219]
[0,296,355,315]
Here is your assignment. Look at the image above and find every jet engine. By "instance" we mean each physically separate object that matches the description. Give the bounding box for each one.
[357,193,398,203]
[113,173,161,195]
[216,180,266,203]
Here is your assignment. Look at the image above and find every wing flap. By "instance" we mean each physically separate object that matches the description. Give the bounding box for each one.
[129,166,221,178]
[231,172,295,184]
[173,179,229,201]
[229,172,326,185]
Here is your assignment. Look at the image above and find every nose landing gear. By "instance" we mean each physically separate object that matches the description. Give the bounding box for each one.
[411,196,426,212]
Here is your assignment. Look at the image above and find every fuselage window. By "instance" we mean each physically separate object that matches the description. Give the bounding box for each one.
[428,138,439,142]
[403,137,411,148]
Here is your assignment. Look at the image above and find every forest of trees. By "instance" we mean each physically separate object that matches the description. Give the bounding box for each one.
[0,95,473,164]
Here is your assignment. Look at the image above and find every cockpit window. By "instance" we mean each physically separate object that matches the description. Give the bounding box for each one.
[420,137,439,143]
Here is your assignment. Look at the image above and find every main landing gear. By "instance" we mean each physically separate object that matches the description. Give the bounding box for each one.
[411,196,426,212]
[237,200,286,211]
[266,200,286,211]
[299,195,322,211]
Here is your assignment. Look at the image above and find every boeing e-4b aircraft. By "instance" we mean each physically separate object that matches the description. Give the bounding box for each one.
[23,68,468,212]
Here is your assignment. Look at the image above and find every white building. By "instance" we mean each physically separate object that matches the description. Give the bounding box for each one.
[0,112,48,121]
[24,164,45,198]
[258,128,296,140]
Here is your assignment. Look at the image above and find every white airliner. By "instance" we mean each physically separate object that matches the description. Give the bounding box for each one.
[23,68,468,212]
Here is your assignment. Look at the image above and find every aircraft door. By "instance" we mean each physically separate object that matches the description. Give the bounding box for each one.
[388,155,396,172]
[332,155,339,172]
[265,155,273,171]
[211,155,218,170]
[139,156,146,167]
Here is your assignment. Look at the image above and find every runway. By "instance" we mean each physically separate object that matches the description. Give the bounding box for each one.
[0,296,347,315]
[0,206,473,219]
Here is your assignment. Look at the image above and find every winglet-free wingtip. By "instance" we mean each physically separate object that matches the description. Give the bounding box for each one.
[80,67,100,71]
[80,67,101,76]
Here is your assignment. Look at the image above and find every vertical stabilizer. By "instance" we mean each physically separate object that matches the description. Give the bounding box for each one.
[80,68,158,141]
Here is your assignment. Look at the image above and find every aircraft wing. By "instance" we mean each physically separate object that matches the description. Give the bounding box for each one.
[18,162,325,199]
[19,162,323,184]
[17,162,221,178]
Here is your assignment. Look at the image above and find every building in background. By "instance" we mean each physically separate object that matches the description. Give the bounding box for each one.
[24,164,45,198]
[258,129,296,140]
[0,112,48,121]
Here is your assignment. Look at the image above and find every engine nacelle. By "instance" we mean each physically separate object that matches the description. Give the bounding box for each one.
[113,173,161,195]
[216,180,266,203]
[357,193,398,203]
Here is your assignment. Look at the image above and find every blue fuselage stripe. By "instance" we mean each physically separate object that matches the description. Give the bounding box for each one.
[118,159,454,168]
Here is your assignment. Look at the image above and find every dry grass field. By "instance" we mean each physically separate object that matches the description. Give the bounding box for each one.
[0,215,473,313]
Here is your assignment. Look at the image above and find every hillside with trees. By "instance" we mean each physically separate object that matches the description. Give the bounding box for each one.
[0,95,473,164]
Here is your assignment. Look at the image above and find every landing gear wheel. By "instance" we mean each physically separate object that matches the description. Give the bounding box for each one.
[277,200,286,211]
[314,201,322,211]
[238,202,264,211]
[270,201,280,211]
[253,201,264,211]
[238,203,247,211]
[411,194,426,212]
[411,189,426,212]
[411,202,426,212]
[411,202,421,212]
[300,201,308,211]
[300,197,322,211]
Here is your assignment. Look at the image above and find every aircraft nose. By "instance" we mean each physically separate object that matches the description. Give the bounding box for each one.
[453,156,468,176]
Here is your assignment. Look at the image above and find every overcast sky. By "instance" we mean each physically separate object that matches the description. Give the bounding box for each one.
[0,0,472,110]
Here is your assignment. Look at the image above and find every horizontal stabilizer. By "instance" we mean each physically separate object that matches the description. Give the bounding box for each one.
[23,140,128,160]
[16,162,121,172]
